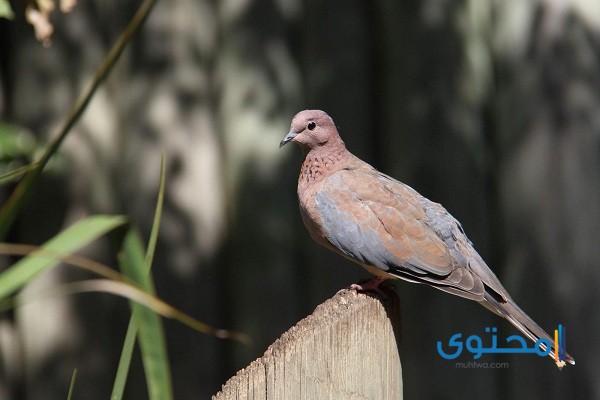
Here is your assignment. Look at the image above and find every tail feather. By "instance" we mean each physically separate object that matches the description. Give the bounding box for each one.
[482,292,575,368]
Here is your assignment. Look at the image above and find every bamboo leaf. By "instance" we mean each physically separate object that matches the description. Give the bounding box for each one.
[119,228,173,400]
[0,215,126,300]
[112,151,166,400]
[0,278,249,343]
[145,150,166,267]
[0,163,39,185]
[0,0,14,20]
[67,369,77,400]
[0,0,158,239]
[111,317,139,400]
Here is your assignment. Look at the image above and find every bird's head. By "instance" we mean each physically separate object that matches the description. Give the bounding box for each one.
[280,110,344,152]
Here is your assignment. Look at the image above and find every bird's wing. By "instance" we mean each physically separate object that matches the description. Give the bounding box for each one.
[316,167,506,301]
[376,171,509,300]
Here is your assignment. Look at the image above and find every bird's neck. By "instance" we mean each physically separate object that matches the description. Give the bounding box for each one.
[299,145,351,184]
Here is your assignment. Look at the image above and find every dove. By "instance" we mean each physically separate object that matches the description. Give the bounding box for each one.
[280,109,574,368]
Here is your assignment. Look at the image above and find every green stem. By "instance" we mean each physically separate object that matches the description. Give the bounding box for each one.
[0,0,158,238]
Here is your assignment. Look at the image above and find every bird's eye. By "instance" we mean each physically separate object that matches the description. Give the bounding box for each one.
[307,121,316,130]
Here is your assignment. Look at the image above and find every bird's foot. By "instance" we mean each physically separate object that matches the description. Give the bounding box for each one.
[350,276,386,291]
[349,276,389,299]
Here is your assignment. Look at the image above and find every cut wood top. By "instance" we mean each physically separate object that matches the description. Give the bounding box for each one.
[213,286,402,400]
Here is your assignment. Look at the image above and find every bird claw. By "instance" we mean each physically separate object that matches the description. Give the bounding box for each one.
[348,277,389,299]
[349,283,367,291]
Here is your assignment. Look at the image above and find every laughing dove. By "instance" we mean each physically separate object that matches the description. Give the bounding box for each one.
[280,110,574,368]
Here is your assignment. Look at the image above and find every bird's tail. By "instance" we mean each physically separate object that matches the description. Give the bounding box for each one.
[482,292,575,368]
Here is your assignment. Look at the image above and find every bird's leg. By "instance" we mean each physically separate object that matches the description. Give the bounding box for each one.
[350,276,388,295]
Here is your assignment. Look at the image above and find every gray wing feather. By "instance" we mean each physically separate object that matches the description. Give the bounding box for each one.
[316,190,394,272]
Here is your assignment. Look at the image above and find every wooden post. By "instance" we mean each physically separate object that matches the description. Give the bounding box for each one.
[213,285,402,399]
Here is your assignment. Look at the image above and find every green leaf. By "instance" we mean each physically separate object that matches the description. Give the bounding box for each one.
[1,277,247,342]
[111,152,166,400]
[67,369,77,400]
[0,0,14,20]
[0,215,127,300]
[0,0,159,239]
[145,150,165,268]
[0,122,36,161]
[0,163,39,185]
[118,228,173,400]
[111,317,140,400]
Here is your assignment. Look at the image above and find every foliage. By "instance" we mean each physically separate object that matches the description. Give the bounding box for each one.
[0,0,13,20]
[0,0,246,398]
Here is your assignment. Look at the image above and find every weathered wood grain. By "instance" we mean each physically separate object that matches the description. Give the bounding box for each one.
[213,286,402,399]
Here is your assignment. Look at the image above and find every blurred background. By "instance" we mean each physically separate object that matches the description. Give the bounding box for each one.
[0,0,598,399]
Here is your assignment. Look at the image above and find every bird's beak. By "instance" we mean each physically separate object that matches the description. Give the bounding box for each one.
[279,130,298,148]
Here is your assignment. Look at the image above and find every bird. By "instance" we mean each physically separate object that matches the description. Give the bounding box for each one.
[280,109,574,368]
